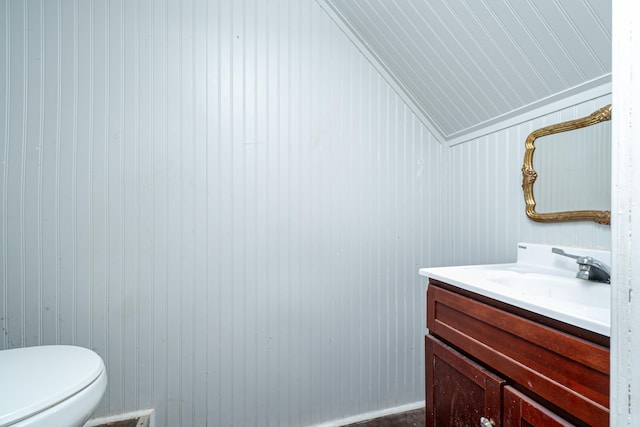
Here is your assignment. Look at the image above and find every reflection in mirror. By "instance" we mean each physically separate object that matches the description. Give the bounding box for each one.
[535,120,611,212]
[522,104,611,225]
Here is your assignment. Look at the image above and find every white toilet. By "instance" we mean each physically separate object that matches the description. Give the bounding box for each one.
[0,345,107,427]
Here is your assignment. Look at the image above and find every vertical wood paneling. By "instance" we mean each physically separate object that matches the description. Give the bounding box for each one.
[1,1,438,426]
[2,2,612,426]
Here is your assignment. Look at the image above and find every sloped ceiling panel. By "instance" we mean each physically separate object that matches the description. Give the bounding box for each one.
[323,0,611,142]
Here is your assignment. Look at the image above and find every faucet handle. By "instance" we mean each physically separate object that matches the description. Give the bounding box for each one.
[551,247,581,260]
[552,247,596,266]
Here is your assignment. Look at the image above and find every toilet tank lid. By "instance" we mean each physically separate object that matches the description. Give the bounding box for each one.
[0,345,105,426]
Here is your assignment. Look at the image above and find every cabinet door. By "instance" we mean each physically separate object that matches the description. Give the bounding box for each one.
[504,386,575,427]
[426,335,504,427]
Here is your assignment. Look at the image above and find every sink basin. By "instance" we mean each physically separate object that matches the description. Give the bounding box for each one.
[489,275,608,307]
[477,267,610,309]
[419,243,611,336]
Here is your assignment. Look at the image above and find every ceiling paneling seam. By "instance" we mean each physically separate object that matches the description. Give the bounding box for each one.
[315,0,447,143]
[457,1,538,100]
[370,0,471,129]
[419,1,507,114]
[553,0,607,72]
[465,0,553,96]
[525,0,587,81]
[583,0,612,44]
[441,1,527,106]
[487,0,569,89]
[400,1,489,123]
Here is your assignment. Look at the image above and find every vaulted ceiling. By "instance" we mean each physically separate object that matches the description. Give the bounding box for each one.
[320,0,611,143]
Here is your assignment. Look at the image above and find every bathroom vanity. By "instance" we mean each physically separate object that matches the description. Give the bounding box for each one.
[420,243,611,427]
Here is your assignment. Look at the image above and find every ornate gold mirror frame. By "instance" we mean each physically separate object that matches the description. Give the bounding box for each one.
[522,104,611,225]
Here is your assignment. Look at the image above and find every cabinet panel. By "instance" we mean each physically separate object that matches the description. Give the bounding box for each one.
[504,386,575,427]
[426,335,504,427]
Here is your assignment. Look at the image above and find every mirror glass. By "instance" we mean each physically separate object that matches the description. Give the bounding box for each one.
[522,104,611,225]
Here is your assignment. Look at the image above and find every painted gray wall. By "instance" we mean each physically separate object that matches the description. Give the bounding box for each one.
[0,1,440,426]
[0,1,611,426]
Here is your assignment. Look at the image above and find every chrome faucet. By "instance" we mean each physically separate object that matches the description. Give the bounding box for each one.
[552,248,611,283]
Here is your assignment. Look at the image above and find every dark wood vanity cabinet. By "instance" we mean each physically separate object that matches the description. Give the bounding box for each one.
[425,279,610,427]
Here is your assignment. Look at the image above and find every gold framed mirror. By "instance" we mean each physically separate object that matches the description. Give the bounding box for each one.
[522,104,611,225]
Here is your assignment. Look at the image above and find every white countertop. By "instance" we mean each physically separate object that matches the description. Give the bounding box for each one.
[419,243,611,336]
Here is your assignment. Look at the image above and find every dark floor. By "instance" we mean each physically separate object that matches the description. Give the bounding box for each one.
[345,408,426,427]
[93,408,426,427]
[97,421,139,427]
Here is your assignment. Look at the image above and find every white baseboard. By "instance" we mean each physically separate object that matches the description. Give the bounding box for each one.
[84,409,154,427]
[313,401,425,427]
